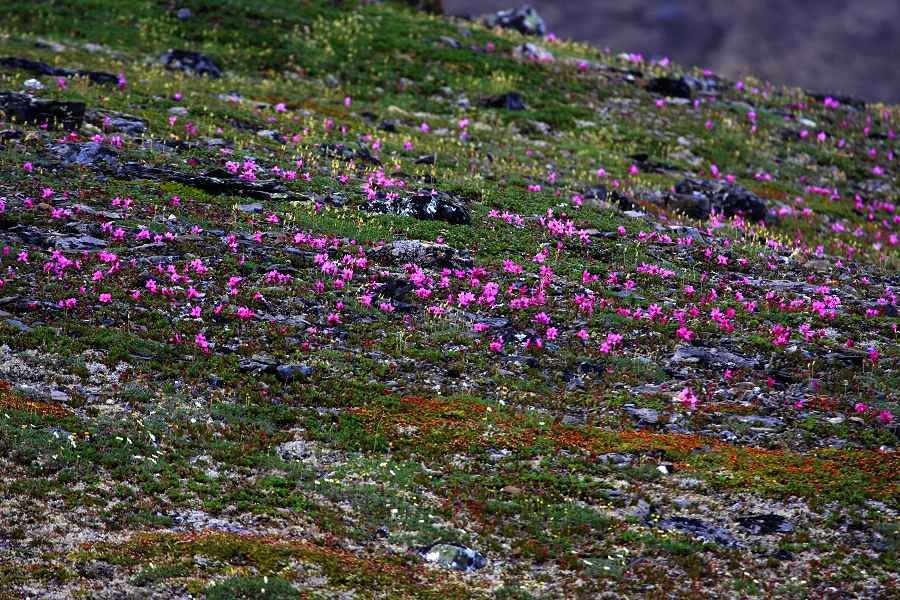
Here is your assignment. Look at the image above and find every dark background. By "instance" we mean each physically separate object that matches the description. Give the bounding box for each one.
[445,1,900,103]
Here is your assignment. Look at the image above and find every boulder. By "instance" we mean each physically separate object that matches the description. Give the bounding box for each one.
[482,6,546,36]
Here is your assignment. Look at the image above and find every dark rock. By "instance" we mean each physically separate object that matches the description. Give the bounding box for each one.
[0,91,85,130]
[321,192,347,208]
[736,514,794,535]
[808,91,866,110]
[647,76,692,99]
[275,364,313,382]
[369,239,473,269]
[0,129,22,142]
[116,163,294,201]
[365,189,470,225]
[378,119,400,132]
[629,153,681,174]
[666,178,768,221]
[670,346,759,370]
[399,0,444,14]
[482,6,546,37]
[582,186,637,211]
[683,75,723,95]
[481,92,526,111]
[52,142,118,167]
[77,560,115,579]
[160,49,222,78]
[415,154,436,165]
[0,56,118,85]
[655,517,741,548]
[823,351,865,366]
[374,278,418,313]
[577,360,605,376]
[421,542,486,572]
[319,142,381,165]
[772,549,794,561]
[86,109,146,134]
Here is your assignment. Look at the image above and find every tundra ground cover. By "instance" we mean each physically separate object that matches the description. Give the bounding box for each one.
[0,1,897,598]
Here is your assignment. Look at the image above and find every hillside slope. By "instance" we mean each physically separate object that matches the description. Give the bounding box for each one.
[0,1,897,598]
[448,0,900,103]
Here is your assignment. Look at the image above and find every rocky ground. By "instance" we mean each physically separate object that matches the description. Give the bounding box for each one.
[0,1,897,598]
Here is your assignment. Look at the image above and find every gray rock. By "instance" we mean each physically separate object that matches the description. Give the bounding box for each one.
[159,49,222,78]
[237,202,264,214]
[730,415,783,429]
[53,234,108,251]
[87,109,147,134]
[53,141,118,167]
[4,318,31,333]
[482,6,546,36]
[624,406,660,426]
[370,239,473,269]
[422,542,486,572]
[22,78,44,91]
[275,364,313,382]
[365,189,470,225]
[671,346,759,370]
[277,440,311,461]
[598,453,633,468]
[514,43,554,62]
[50,389,70,403]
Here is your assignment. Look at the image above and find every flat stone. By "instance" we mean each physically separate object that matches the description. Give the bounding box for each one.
[624,406,660,426]
[275,364,313,382]
[4,318,31,333]
[655,516,741,548]
[730,415,783,429]
[671,346,759,370]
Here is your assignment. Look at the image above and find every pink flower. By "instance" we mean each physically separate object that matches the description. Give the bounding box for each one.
[98,293,112,303]
[877,410,893,424]
[676,387,698,410]
[854,402,867,413]
[195,332,210,353]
